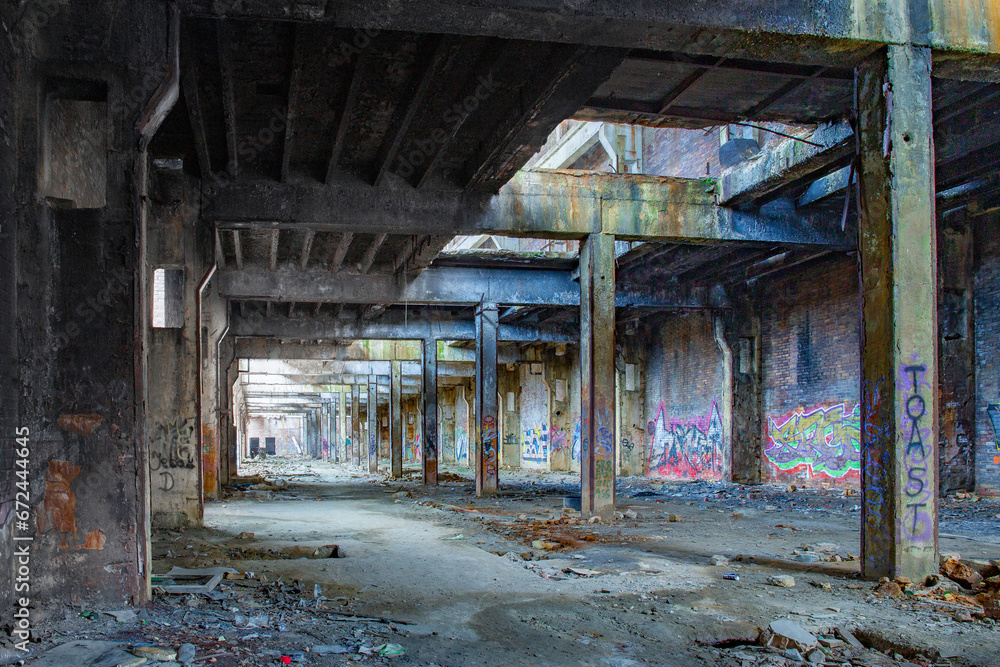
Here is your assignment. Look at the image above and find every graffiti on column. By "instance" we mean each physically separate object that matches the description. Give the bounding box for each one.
[572,417,581,462]
[551,421,581,462]
[369,431,377,462]
[862,375,892,572]
[594,406,614,500]
[900,362,933,544]
[481,414,498,481]
[765,404,861,479]
[986,404,1000,465]
[150,416,196,493]
[646,402,723,480]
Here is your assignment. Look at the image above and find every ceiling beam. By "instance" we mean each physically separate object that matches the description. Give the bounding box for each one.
[358,233,388,274]
[330,232,354,272]
[180,34,213,179]
[299,229,315,270]
[326,53,365,184]
[373,36,453,187]
[232,229,243,269]
[718,122,854,208]
[281,23,305,183]
[217,264,724,309]
[207,169,855,246]
[269,229,280,271]
[464,45,626,191]
[216,20,239,178]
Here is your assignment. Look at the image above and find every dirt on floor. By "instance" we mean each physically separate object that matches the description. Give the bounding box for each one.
[15,457,1000,666]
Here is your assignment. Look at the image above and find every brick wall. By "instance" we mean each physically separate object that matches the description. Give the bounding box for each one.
[643,311,726,480]
[643,127,723,179]
[760,254,861,488]
[974,216,1000,495]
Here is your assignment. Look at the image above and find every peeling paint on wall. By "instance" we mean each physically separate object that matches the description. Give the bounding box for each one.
[647,403,723,480]
[764,404,861,481]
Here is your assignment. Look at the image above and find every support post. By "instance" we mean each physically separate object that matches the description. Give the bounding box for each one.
[857,45,938,581]
[391,360,403,477]
[580,233,616,519]
[422,338,438,485]
[368,375,378,473]
[476,303,499,496]
[338,389,346,463]
[351,384,361,467]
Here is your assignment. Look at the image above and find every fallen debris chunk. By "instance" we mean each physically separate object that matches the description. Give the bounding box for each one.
[710,555,729,566]
[236,531,254,540]
[532,539,558,550]
[131,646,177,662]
[835,625,864,649]
[767,575,796,588]
[106,609,138,623]
[941,557,983,589]
[760,619,817,652]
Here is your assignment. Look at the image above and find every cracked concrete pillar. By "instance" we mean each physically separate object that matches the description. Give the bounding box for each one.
[580,233,616,520]
[368,375,378,473]
[476,303,499,496]
[857,45,938,581]
[391,360,403,477]
[422,339,439,485]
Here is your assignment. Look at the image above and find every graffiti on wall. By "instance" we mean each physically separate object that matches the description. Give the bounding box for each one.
[522,425,549,465]
[455,387,470,464]
[986,404,1000,465]
[405,433,421,462]
[150,416,196,493]
[647,403,724,480]
[764,404,861,479]
[900,362,933,545]
[520,367,549,467]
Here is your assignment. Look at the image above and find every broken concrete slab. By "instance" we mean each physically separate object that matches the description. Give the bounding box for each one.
[760,619,818,652]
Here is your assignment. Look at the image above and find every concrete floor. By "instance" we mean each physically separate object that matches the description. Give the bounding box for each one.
[138,458,1000,666]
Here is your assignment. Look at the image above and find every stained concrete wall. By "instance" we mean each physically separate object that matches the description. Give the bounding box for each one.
[200,278,228,498]
[617,337,646,476]
[0,0,18,616]
[147,167,204,528]
[8,0,169,606]
[938,224,976,492]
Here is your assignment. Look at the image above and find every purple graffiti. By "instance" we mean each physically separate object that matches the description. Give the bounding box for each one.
[900,363,933,544]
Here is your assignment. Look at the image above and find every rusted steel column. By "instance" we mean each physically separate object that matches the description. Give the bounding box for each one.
[391,360,403,478]
[422,338,439,485]
[857,45,938,581]
[476,303,500,496]
[580,233,616,520]
[368,376,378,473]
[351,384,362,467]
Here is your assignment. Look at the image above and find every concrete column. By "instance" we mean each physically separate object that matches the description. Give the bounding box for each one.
[857,45,938,581]
[422,339,438,485]
[391,361,403,477]
[368,376,378,472]
[616,341,645,476]
[725,294,763,484]
[580,233,616,519]
[338,390,346,463]
[476,303,499,496]
[351,384,362,467]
